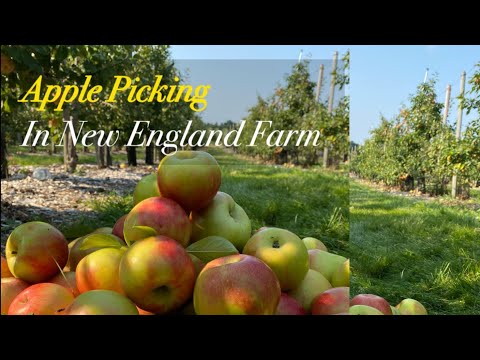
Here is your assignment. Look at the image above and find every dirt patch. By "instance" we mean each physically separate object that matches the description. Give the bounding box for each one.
[1,164,157,255]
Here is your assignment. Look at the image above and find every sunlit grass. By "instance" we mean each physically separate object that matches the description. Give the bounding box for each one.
[350,181,480,315]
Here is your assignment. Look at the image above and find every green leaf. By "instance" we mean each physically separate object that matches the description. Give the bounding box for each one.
[124,226,158,246]
[187,236,239,263]
[79,234,123,251]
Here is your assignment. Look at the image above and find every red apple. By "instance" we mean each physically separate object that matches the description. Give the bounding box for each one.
[276,293,306,315]
[123,197,191,247]
[8,283,74,315]
[1,256,13,278]
[193,254,281,315]
[6,221,68,283]
[62,290,139,315]
[119,236,195,314]
[311,287,350,315]
[112,214,128,242]
[350,294,393,315]
[243,227,309,291]
[48,271,80,297]
[1,278,29,314]
[157,150,221,212]
[76,248,126,295]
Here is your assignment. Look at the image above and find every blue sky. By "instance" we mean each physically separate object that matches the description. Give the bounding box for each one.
[170,45,479,144]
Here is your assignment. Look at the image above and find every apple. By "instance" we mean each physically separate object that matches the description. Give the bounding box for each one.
[120,236,195,314]
[311,287,349,315]
[123,197,191,247]
[390,305,401,315]
[62,290,139,315]
[133,173,161,206]
[331,259,350,287]
[243,227,309,291]
[288,269,332,312]
[349,305,384,315]
[302,237,328,251]
[8,283,75,315]
[396,298,428,315]
[112,214,128,242]
[193,254,281,315]
[1,278,29,315]
[76,248,126,295]
[350,294,392,315]
[68,233,125,271]
[308,249,347,283]
[276,293,306,315]
[6,221,69,283]
[48,271,80,297]
[157,150,221,212]
[190,192,252,251]
[1,256,13,278]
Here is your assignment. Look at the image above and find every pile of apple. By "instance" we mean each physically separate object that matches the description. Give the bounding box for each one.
[1,150,355,315]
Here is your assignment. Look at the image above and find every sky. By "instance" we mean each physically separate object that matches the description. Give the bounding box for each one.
[170,45,479,144]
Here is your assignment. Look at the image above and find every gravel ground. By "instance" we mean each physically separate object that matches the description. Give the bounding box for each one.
[1,164,156,255]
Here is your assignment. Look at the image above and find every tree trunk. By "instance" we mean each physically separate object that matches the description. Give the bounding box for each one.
[1,122,8,179]
[106,146,112,167]
[63,106,78,173]
[145,143,154,165]
[127,146,137,166]
[95,137,106,169]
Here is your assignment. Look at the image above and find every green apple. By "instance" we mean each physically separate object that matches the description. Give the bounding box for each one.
[331,259,350,287]
[396,298,428,315]
[8,283,75,315]
[119,236,196,314]
[133,173,161,206]
[68,233,125,271]
[62,290,139,315]
[302,237,328,251]
[157,150,221,212]
[190,192,252,251]
[390,305,401,315]
[76,247,126,295]
[351,294,392,315]
[6,221,69,283]
[308,249,347,283]
[349,305,384,315]
[243,227,309,291]
[288,269,332,312]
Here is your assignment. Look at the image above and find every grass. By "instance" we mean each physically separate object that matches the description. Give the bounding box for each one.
[350,181,480,315]
[80,147,350,256]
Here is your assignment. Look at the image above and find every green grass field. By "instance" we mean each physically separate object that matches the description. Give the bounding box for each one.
[83,148,350,256]
[350,181,480,315]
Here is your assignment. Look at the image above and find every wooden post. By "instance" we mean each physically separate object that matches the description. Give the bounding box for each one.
[443,84,451,124]
[323,52,338,168]
[451,72,466,198]
[315,64,324,102]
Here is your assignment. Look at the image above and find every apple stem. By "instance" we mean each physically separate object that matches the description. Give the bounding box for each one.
[272,240,280,249]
